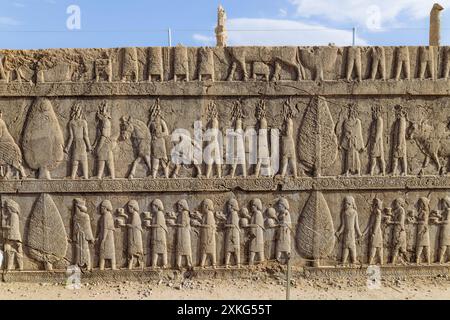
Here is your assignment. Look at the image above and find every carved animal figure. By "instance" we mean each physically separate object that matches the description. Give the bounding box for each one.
[407,119,450,175]
[226,47,305,81]
[119,116,152,179]
[299,46,340,81]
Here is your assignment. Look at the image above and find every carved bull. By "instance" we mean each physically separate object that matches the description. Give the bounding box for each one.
[226,46,340,82]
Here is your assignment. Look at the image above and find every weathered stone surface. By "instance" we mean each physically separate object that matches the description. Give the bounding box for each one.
[0,44,448,280]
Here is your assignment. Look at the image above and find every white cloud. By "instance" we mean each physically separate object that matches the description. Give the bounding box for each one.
[0,17,21,26]
[220,18,367,46]
[289,0,449,27]
[193,34,215,45]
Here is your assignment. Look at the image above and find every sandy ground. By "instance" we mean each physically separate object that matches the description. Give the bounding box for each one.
[0,276,449,300]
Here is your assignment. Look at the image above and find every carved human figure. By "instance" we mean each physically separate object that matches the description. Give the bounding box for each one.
[174,199,193,269]
[224,198,241,268]
[228,101,247,178]
[370,46,386,80]
[3,199,23,271]
[173,45,189,81]
[72,198,94,271]
[338,103,364,176]
[362,198,384,265]
[387,198,408,265]
[98,200,116,270]
[0,111,26,179]
[345,47,362,81]
[280,98,298,178]
[148,47,163,82]
[149,99,170,178]
[335,196,362,265]
[367,105,386,176]
[65,104,91,179]
[121,47,138,82]
[418,46,435,80]
[126,200,144,270]
[275,198,292,263]
[248,198,265,265]
[198,47,215,81]
[254,100,272,177]
[437,196,450,264]
[171,127,202,178]
[119,116,152,179]
[391,105,408,176]
[395,46,410,80]
[415,197,431,265]
[199,199,217,268]
[92,102,115,179]
[442,46,450,79]
[149,199,168,268]
[205,102,222,178]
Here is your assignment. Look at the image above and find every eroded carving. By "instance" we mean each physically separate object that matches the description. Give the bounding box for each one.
[22,98,64,180]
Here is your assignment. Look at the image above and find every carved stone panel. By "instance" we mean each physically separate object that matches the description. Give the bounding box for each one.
[0,46,449,278]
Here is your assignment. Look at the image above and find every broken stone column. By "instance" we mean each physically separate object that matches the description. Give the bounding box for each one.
[215,5,227,47]
[430,3,444,46]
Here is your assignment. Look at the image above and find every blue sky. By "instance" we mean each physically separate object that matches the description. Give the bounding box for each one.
[0,0,449,49]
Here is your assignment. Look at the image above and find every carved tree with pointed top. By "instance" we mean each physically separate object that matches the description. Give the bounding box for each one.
[296,191,335,267]
[297,96,338,177]
[26,193,68,271]
[22,98,64,179]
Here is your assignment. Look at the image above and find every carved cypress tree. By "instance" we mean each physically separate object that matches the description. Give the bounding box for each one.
[297,96,338,176]
[26,194,68,271]
[22,97,64,179]
[296,191,335,267]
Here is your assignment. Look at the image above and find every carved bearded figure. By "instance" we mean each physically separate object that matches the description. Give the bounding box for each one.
[248,198,265,265]
[224,198,241,268]
[126,200,144,269]
[150,199,168,268]
[175,199,193,269]
[72,198,94,271]
[335,196,362,265]
[98,200,116,270]
[199,199,217,268]
[3,199,23,271]
[339,104,364,176]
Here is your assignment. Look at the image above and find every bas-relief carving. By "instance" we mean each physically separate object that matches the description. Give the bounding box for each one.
[2,45,450,277]
[6,45,450,84]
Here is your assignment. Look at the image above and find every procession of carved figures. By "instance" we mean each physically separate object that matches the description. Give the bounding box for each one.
[3,46,450,83]
[0,95,449,180]
[1,192,450,272]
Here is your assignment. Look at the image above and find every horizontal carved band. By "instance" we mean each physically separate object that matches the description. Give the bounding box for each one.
[0,176,449,193]
[0,80,450,97]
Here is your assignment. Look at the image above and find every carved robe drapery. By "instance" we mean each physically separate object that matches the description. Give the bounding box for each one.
[225,210,240,253]
[128,211,143,257]
[176,210,192,256]
[99,212,115,260]
[341,117,364,172]
[72,210,94,267]
[249,210,264,253]
[151,210,168,254]
[200,211,216,255]
[277,210,291,254]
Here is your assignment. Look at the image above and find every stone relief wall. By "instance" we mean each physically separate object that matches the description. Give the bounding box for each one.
[0,45,450,275]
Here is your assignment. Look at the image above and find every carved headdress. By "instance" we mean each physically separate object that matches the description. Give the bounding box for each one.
[97,101,111,120]
[70,103,83,120]
[282,97,299,120]
[149,98,162,121]
[207,101,218,120]
[231,99,246,121]
[255,99,266,120]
